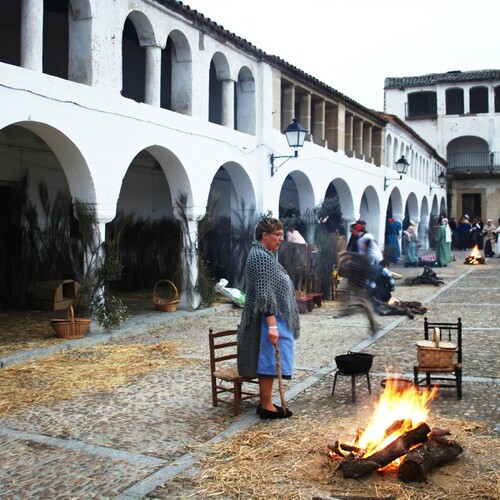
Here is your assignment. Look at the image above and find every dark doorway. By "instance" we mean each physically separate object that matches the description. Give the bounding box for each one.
[462,193,482,219]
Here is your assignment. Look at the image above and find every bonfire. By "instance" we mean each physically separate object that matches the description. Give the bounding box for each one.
[464,245,485,264]
[328,376,463,482]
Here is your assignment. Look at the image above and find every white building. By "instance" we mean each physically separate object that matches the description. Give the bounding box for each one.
[384,69,500,221]
[0,0,446,309]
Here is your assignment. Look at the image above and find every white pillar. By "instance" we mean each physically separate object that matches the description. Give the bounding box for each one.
[221,79,235,128]
[174,205,204,310]
[21,0,43,71]
[145,45,162,107]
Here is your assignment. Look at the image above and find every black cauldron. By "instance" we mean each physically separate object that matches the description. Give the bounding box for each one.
[335,351,374,374]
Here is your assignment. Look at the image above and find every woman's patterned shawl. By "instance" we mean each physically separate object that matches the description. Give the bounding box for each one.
[239,241,300,339]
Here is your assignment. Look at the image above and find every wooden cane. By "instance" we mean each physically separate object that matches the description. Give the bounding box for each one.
[274,342,287,413]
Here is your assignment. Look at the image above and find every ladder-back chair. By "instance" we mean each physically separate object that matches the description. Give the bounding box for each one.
[209,328,259,415]
[413,317,463,399]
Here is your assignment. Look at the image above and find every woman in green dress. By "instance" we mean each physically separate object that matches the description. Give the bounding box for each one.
[436,218,452,267]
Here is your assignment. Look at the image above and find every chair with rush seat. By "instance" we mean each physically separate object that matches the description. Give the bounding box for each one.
[413,317,463,399]
[209,328,259,415]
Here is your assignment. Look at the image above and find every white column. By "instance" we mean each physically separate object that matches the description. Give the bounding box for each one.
[21,0,43,71]
[221,79,235,128]
[145,45,162,107]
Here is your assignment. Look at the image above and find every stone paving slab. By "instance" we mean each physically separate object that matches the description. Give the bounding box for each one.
[0,250,498,498]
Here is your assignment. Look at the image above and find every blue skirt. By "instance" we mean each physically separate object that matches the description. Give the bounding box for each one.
[257,315,294,378]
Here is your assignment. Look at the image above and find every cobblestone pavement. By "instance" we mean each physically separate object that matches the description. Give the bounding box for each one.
[0,251,498,499]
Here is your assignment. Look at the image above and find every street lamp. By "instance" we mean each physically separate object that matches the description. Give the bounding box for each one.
[384,155,410,190]
[430,171,446,193]
[270,119,307,176]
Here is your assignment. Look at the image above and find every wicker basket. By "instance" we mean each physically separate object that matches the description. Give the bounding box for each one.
[152,279,180,312]
[416,340,456,368]
[50,305,91,339]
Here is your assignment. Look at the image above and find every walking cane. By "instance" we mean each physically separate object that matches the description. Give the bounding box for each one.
[274,342,287,413]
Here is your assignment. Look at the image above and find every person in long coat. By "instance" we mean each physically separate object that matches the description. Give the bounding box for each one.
[403,225,419,267]
[385,218,402,262]
[482,219,496,257]
[436,218,452,267]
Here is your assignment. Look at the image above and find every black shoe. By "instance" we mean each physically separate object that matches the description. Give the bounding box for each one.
[259,406,293,419]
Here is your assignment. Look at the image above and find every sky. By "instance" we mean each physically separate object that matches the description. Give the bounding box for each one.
[180,0,500,111]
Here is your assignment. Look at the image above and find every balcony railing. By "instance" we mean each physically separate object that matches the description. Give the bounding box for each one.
[447,151,500,173]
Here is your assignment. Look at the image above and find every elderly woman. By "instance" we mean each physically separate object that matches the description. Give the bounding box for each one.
[237,217,300,419]
[403,225,419,267]
[482,219,497,257]
[436,218,452,267]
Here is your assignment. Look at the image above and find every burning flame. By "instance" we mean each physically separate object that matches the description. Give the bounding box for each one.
[353,376,437,457]
[467,245,482,263]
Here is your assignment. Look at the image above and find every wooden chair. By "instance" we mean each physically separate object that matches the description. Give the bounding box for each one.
[413,317,463,399]
[209,328,259,415]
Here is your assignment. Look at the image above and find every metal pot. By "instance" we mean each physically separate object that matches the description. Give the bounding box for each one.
[335,351,374,374]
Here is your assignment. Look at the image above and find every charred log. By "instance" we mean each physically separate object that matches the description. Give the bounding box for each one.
[405,266,444,286]
[375,299,427,319]
[398,439,463,483]
[339,422,431,479]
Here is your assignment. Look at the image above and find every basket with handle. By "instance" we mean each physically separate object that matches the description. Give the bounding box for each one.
[152,279,180,312]
[50,305,91,339]
[417,327,456,368]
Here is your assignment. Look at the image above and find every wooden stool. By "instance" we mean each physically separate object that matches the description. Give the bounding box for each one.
[331,371,371,404]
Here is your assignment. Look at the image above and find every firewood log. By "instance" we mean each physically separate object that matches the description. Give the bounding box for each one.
[398,439,463,483]
[339,422,431,478]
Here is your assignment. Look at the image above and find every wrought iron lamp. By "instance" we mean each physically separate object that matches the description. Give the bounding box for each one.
[270,119,307,176]
[384,155,410,190]
[430,171,446,193]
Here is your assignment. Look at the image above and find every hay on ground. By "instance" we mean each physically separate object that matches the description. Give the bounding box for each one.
[166,414,499,500]
[0,342,191,416]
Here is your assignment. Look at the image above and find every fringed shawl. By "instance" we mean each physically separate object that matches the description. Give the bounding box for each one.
[239,241,300,339]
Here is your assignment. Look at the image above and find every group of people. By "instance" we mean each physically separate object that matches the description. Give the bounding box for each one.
[235,213,500,421]
[451,215,500,256]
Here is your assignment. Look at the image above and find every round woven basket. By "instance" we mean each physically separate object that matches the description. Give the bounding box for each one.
[50,305,91,339]
[152,279,180,312]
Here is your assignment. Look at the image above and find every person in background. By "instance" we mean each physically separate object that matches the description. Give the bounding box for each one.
[482,218,496,257]
[495,218,500,257]
[237,217,299,419]
[337,250,380,334]
[470,217,483,249]
[403,224,419,267]
[355,224,383,265]
[457,215,471,250]
[347,220,366,253]
[448,217,458,249]
[370,259,396,312]
[435,218,452,267]
[385,217,402,263]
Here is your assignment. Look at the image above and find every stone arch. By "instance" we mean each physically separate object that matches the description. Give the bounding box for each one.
[209,52,231,125]
[162,29,192,115]
[447,136,489,172]
[235,66,256,134]
[203,161,256,288]
[122,11,156,103]
[359,185,382,239]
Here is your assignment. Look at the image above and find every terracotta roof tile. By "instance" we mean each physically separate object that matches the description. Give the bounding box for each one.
[385,69,500,89]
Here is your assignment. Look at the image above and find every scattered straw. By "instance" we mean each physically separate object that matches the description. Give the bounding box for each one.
[165,415,499,500]
[0,342,191,416]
